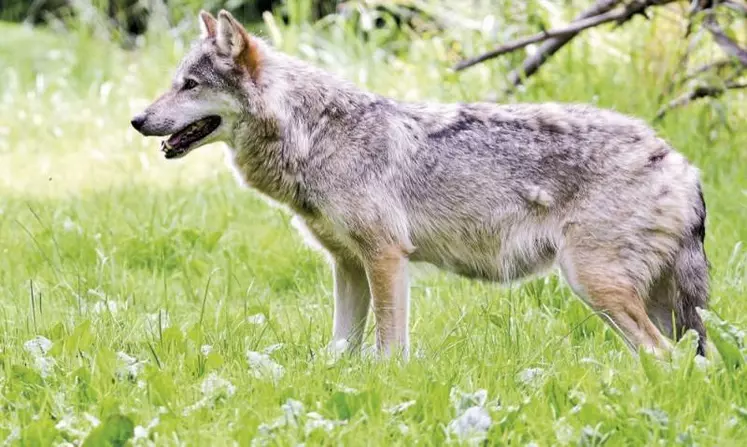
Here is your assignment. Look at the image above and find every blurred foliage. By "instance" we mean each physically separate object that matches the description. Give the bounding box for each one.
[0,0,337,39]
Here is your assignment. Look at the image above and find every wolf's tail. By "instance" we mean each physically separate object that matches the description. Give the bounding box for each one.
[673,183,709,356]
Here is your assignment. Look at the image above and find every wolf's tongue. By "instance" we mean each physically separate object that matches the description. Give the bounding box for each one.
[166,133,184,147]
[167,123,197,147]
[161,117,220,153]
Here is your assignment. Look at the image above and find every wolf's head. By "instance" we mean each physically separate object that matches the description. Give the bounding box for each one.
[131,10,267,159]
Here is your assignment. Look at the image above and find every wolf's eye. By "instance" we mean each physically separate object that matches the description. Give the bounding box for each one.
[182,79,198,90]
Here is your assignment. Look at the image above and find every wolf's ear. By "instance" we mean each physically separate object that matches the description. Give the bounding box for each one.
[199,11,217,39]
[216,10,261,79]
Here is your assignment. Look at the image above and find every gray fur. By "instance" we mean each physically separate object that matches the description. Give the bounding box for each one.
[133,10,709,358]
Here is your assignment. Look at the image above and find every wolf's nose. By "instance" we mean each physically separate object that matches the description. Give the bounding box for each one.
[130,114,147,132]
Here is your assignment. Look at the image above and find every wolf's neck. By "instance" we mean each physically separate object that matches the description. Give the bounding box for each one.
[227,52,374,215]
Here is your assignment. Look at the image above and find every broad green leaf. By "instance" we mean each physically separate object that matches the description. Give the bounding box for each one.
[639,349,665,384]
[66,320,94,354]
[82,414,134,447]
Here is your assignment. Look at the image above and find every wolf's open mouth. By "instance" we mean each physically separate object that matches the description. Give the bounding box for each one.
[161,116,221,159]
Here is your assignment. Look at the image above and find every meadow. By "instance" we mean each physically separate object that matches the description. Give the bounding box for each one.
[0,2,746,445]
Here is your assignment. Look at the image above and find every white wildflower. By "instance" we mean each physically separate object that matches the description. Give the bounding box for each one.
[517,368,545,386]
[579,357,604,366]
[132,416,160,445]
[580,425,609,445]
[116,351,145,379]
[281,399,305,424]
[384,400,416,415]
[304,412,346,435]
[247,351,284,381]
[254,399,345,444]
[184,374,236,415]
[337,384,359,394]
[247,313,266,325]
[414,346,427,359]
[325,339,349,365]
[133,425,149,440]
[24,336,55,377]
[640,408,669,428]
[447,388,493,443]
[2,426,20,446]
[24,336,52,356]
[694,355,710,371]
[568,389,586,415]
[200,344,213,356]
[54,412,100,442]
[553,417,574,445]
[447,406,492,443]
[55,414,88,439]
[62,217,78,232]
[83,413,100,427]
[201,372,236,400]
[33,356,57,378]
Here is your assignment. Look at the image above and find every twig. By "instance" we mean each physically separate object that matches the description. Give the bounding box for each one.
[453,0,678,72]
[660,26,706,103]
[704,16,747,66]
[505,0,623,88]
[655,80,747,119]
[683,58,739,81]
[722,0,747,16]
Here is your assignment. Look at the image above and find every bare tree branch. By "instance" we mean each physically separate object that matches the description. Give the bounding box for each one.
[722,0,747,17]
[683,58,739,81]
[704,16,747,66]
[505,0,623,88]
[659,25,706,103]
[655,80,747,120]
[453,0,678,72]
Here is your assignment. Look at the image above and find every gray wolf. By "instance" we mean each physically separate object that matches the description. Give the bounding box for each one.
[131,10,709,359]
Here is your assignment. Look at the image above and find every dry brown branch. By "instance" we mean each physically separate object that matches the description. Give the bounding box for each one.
[453,0,678,72]
[505,0,622,88]
[655,80,747,119]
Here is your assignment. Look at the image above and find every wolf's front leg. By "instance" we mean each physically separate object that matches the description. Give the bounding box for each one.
[363,246,410,359]
[332,258,371,352]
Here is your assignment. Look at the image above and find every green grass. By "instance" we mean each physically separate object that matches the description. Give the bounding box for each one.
[1,5,746,446]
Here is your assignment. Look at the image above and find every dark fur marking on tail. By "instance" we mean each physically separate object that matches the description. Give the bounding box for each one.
[693,183,706,244]
[675,181,709,356]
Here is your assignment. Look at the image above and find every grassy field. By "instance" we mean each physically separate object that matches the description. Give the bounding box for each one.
[1,5,746,446]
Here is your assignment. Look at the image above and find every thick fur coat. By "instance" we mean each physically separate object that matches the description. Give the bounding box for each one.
[132,10,709,358]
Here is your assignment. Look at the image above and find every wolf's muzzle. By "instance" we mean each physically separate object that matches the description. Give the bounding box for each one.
[130,114,147,133]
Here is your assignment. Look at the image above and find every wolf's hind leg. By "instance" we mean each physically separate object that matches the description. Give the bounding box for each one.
[646,271,677,339]
[560,252,671,356]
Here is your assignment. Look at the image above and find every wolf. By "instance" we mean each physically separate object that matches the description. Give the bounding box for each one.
[131,10,709,359]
